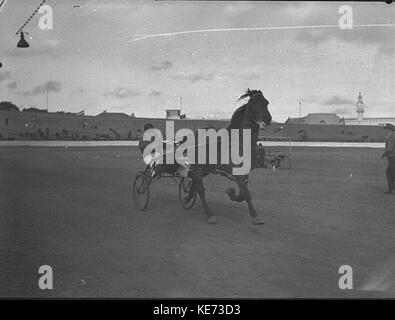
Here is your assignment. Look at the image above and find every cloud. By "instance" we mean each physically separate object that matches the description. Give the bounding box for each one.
[103,87,142,99]
[226,71,261,80]
[295,27,394,55]
[5,38,60,58]
[302,95,320,103]
[332,107,353,115]
[72,86,101,95]
[170,72,215,83]
[223,2,253,17]
[322,95,354,106]
[6,46,59,58]
[0,71,11,82]
[73,86,85,94]
[241,73,261,80]
[283,2,326,22]
[6,81,17,89]
[151,61,173,71]
[321,95,355,114]
[149,90,162,97]
[284,2,394,55]
[22,81,61,96]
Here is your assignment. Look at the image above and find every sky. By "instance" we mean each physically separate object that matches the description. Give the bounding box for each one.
[0,0,394,122]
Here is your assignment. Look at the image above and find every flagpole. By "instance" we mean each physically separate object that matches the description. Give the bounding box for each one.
[298,99,302,118]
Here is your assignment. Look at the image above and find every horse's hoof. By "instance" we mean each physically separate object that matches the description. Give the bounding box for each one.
[252,217,265,225]
[207,216,217,224]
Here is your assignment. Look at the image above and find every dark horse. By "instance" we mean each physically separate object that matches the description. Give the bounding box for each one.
[180,89,272,225]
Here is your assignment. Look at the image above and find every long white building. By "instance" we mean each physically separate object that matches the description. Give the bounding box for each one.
[344,92,395,126]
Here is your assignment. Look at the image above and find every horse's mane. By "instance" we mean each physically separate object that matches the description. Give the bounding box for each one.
[227,104,247,130]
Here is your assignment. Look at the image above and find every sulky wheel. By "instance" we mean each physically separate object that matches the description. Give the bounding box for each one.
[178,176,197,210]
[133,172,151,211]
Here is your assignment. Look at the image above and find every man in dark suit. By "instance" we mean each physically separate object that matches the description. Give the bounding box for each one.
[382,123,395,195]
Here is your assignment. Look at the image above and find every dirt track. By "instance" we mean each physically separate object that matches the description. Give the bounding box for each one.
[1,146,394,298]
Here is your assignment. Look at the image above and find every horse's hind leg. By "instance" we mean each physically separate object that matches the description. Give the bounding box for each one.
[191,172,216,224]
[238,177,265,225]
[244,188,264,225]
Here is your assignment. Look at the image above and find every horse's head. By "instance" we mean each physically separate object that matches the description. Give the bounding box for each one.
[238,89,272,129]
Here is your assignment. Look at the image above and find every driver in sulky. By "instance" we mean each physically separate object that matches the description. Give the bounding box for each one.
[139,123,177,177]
[255,143,268,168]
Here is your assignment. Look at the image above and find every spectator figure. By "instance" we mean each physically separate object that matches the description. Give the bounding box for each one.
[382,123,395,195]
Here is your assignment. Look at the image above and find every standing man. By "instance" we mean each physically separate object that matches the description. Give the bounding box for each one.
[382,123,395,195]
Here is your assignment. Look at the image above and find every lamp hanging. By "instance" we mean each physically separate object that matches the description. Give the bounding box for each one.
[17,31,29,48]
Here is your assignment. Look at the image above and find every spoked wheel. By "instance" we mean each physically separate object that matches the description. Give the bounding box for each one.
[133,172,151,210]
[279,155,291,169]
[178,176,197,210]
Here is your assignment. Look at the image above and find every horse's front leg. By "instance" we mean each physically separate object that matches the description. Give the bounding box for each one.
[228,176,265,225]
[190,170,216,224]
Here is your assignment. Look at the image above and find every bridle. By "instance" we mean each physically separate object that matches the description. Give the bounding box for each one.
[249,91,263,99]
[247,91,269,129]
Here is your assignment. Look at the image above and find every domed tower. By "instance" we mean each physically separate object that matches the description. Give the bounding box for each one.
[356,92,364,122]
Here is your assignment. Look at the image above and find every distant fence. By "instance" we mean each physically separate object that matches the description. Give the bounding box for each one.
[258,141,384,148]
[0,140,385,148]
[0,141,139,147]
